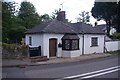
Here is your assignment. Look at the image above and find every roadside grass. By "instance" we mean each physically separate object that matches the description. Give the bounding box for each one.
[108,50,120,55]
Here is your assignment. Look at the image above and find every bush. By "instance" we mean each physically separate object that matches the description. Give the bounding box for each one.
[2,42,29,59]
[112,32,120,39]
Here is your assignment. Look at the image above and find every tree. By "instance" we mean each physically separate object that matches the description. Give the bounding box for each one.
[112,1,120,32]
[91,2,117,36]
[41,14,52,22]
[76,11,90,24]
[2,1,17,42]
[18,1,41,29]
[50,9,61,20]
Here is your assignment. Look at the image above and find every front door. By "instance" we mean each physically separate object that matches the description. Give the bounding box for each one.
[49,38,57,57]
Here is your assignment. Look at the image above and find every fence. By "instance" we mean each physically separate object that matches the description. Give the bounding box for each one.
[105,40,120,52]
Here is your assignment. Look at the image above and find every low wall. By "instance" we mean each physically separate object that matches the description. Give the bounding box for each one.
[105,41,120,51]
[2,43,29,59]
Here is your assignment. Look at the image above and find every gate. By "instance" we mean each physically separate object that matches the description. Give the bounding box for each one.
[29,46,41,57]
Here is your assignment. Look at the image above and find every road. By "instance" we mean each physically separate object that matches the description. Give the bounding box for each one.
[2,55,120,80]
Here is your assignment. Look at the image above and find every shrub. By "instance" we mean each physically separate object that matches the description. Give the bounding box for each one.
[112,32,120,39]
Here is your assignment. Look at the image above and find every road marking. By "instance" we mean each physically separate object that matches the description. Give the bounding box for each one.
[81,68,120,79]
[62,66,120,79]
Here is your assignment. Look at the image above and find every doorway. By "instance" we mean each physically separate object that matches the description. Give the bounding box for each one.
[49,38,57,57]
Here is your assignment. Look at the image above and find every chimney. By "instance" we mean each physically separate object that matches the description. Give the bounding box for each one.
[57,11,66,21]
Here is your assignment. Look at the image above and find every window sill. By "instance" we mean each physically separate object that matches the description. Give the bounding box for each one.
[62,49,80,51]
[90,45,98,47]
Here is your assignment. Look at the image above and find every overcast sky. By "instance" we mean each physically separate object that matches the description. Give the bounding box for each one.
[6,0,107,25]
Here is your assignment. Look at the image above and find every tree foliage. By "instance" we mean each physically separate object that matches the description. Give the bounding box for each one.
[51,9,61,20]
[18,2,41,29]
[2,1,42,43]
[91,2,118,36]
[41,14,52,22]
[2,1,17,43]
[76,11,90,24]
[112,32,120,39]
[112,1,120,32]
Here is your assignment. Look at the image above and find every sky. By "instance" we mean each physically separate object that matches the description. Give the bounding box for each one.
[6,0,106,25]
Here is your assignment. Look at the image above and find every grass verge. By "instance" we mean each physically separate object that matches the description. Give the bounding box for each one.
[108,50,120,54]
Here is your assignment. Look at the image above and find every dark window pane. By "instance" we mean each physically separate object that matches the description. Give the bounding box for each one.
[29,36,32,45]
[72,40,78,49]
[65,40,70,49]
[91,37,98,46]
[62,39,79,50]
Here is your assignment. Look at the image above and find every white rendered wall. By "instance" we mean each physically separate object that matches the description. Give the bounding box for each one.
[62,50,80,58]
[78,35,83,55]
[25,34,44,55]
[118,41,120,50]
[25,33,105,58]
[71,50,81,57]
[105,41,120,51]
[62,51,71,57]
[83,34,105,54]
[43,33,64,58]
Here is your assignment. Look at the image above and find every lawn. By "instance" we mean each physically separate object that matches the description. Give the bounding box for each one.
[109,50,120,54]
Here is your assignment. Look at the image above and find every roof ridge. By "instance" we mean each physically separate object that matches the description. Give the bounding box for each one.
[60,21,78,34]
[41,20,53,32]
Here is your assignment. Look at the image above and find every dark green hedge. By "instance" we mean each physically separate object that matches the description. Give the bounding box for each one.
[112,32,120,39]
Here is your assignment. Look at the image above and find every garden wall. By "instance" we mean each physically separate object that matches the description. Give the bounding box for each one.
[1,43,29,59]
[105,40,120,51]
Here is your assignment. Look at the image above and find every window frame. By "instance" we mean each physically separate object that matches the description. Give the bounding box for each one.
[91,37,98,47]
[62,39,79,50]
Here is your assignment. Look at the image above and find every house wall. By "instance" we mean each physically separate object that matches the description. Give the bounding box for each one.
[62,51,71,57]
[62,50,81,58]
[25,34,44,56]
[118,41,120,50]
[83,34,105,54]
[43,33,64,58]
[105,41,120,51]
[25,33,105,58]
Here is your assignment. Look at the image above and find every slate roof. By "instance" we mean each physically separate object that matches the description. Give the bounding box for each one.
[68,22,105,34]
[25,20,76,34]
[25,19,105,34]
[62,34,80,39]
[95,24,106,31]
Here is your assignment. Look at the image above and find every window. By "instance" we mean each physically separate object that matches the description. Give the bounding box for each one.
[65,40,70,49]
[91,37,98,47]
[29,36,32,45]
[62,39,79,50]
[72,40,79,50]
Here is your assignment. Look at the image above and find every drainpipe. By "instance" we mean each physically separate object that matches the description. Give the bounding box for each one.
[104,35,107,53]
[104,35,105,53]
[82,31,84,55]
